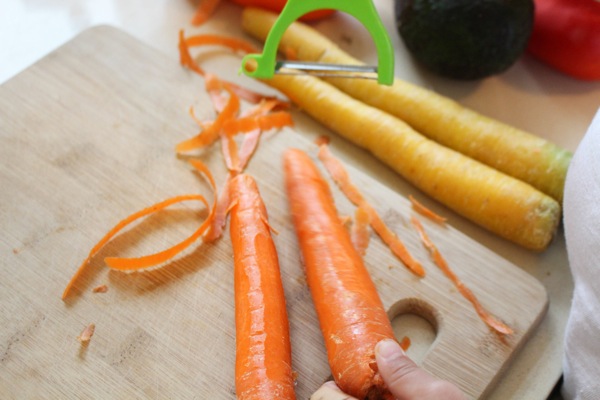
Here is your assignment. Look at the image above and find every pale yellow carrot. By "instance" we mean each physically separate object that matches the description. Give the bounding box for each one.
[241,7,572,204]
[243,60,560,251]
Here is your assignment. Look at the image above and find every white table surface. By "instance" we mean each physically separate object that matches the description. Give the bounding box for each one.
[3,1,600,399]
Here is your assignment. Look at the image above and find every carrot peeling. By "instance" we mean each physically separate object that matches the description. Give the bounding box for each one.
[204,175,233,242]
[77,323,96,344]
[62,159,217,300]
[283,148,395,400]
[179,30,205,75]
[317,143,425,278]
[178,69,292,174]
[92,284,108,293]
[106,159,217,271]
[178,30,281,105]
[399,336,411,351]
[222,111,293,136]
[229,174,296,399]
[410,216,513,335]
[409,195,447,225]
[177,31,293,171]
[176,82,240,153]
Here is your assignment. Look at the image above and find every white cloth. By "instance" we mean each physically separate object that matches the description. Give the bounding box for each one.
[562,107,600,400]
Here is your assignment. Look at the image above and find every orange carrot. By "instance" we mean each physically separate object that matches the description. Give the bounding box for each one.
[191,0,223,26]
[62,160,216,300]
[283,148,395,400]
[317,143,425,277]
[409,195,447,225]
[229,173,296,399]
[410,216,513,335]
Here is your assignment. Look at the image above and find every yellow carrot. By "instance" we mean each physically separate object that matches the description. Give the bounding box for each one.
[241,7,572,204]
[244,61,560,250]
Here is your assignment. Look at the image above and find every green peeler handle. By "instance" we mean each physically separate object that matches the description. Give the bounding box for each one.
[240,0,395,85]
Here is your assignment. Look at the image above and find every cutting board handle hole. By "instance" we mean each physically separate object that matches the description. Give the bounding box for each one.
[388,298,439,365]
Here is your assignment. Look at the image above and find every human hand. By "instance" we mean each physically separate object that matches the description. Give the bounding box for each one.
[311,339,466,400]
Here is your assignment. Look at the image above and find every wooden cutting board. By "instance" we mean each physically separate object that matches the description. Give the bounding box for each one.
[0,26,547,399]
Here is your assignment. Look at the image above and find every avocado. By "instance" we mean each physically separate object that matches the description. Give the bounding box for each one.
[395,0,534,80]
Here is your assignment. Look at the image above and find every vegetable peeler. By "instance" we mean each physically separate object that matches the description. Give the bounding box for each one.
[240,0,395,85]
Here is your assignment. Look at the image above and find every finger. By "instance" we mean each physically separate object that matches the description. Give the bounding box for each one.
[375,339,466,400]
[310,381,359,400]
[375,339,425,394]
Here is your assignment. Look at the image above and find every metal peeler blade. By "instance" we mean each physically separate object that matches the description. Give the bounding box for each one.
[274,61,379,80]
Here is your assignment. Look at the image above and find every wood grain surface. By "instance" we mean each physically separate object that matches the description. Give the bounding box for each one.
[0,26,547,399]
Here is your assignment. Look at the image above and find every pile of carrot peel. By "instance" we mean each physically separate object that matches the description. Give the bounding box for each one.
[62,30,293,300]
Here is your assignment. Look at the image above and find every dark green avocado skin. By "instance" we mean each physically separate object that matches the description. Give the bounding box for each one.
[395,0,534,80]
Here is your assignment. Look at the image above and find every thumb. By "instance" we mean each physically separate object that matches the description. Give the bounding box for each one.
[375,339,466,400]
[375,339,422,390]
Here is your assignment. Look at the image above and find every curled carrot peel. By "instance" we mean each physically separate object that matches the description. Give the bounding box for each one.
[284,148,395,400]
[178,67,292,174]
[176,83,240,153]
[409,195,447,224]
[62,160,217,300]
[410,216,514,335]
[229,174,296,399]
[177,29,294,164]
[179,30,205,75]
[317,143,425,278]
[178,30,282,105]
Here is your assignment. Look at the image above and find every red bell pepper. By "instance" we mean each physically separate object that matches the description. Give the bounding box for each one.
[527,0,600,81]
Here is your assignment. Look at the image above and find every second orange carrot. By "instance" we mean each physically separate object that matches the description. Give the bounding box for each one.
[283,148,396,400]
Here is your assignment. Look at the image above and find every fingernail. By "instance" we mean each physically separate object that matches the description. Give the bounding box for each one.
[375,339,404,362]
